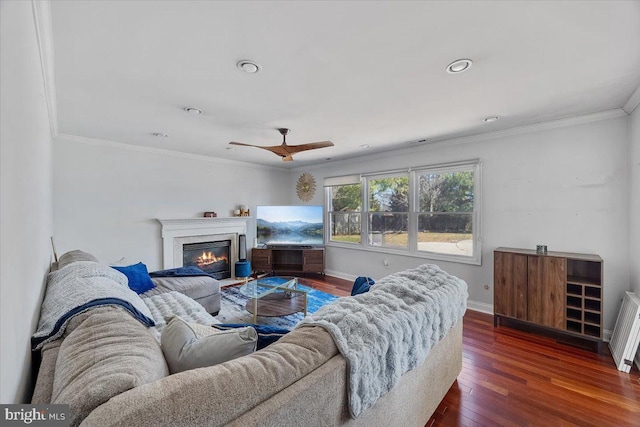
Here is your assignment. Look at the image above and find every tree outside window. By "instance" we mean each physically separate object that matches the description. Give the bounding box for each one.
[417,169,474,257]
[368,175,409,249]
[328,183,361,243]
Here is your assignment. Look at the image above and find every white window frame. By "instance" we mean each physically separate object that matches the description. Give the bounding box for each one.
[324,159,481,266]
[324,176,363,246]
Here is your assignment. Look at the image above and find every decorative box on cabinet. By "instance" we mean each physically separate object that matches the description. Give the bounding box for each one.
[494,247,603,351]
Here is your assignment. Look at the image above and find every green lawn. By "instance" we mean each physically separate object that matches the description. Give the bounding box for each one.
[331,232,471,245]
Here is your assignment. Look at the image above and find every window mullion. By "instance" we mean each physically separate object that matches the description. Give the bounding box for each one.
[408,170,417,254]
[362,177,369,248]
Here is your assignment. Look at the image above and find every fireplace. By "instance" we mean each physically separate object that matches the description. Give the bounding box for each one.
[158,217,249,282]
[183,240,231,280]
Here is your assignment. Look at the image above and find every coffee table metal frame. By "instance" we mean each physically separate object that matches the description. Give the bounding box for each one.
[238,277,308,323]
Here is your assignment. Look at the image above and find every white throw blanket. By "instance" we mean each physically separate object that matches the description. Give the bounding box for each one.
[143,291,220,333]
[297,264,468,418]
[32,261,155,350]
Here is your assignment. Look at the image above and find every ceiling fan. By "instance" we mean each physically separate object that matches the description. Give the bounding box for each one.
[229,128,334,162]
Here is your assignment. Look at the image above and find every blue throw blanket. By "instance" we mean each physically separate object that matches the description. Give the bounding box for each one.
[32,261,156,351]
[149,266,215,278]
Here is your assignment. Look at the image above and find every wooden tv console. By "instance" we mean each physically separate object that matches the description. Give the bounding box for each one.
[252,247,324,276]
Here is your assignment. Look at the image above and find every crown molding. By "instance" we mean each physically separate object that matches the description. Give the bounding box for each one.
[623,83,640,115]
[294,109,628,172]
[31,0,58,137]
[55,133,289,172]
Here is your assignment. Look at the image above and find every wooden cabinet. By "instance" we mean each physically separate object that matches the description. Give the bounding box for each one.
[252,247,324,275]
[527,256,566,329]
[494,248,603,348]
[494,252,528,320]
[251,248,272,273]
[302,249,324,273]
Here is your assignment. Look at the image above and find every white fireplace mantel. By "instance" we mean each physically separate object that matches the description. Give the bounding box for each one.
[158,217,250,271]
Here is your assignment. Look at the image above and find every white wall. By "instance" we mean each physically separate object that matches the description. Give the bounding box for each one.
[0,1,55,403]
[630,105,640,296]
[294,114,630,330]
[53,137,291,270]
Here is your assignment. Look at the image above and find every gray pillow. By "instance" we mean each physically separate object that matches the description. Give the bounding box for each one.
[57,250,99,269]
[161,317,257,374]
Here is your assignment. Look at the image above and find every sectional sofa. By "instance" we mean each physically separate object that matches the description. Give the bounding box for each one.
[31,250,466,426]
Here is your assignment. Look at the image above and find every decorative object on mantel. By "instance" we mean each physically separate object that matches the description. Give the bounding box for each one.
[296,172,316,202]
[203,212,217,218]
[233,205,250,217]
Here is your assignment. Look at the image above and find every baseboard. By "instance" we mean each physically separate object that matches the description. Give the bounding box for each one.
[466,300,494,315]
[603,329,613,343]
[325,269,358,283]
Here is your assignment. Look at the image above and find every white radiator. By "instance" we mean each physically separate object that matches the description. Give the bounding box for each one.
[609,292,640,373]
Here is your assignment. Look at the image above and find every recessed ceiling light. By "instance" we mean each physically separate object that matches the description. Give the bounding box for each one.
[360,144,370,149]
[184,107,202,115]
[237,60,261,74]
[446,59,473,74]
[151,132,168,137]
[483,116,501,123]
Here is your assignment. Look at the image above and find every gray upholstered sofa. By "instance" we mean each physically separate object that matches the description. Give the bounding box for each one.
[32,251,465,427]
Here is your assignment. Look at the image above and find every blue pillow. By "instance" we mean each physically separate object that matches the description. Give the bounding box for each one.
[112,262,155,294]
[213,324,290,350]
[351,276,375,296]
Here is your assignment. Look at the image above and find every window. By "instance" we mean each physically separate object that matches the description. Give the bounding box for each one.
[416,166,475,258]
[367,174,409,249]
[324,160,481,265]
[327,181,362,244]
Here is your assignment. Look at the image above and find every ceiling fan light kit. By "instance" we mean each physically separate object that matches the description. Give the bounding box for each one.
[229,128,334,162]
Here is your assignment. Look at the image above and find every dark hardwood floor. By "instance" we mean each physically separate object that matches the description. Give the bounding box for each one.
[306,275,640,426]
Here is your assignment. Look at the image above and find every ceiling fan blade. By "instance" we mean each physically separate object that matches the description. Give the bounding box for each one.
[229,134,333,162]
[229,141,257,147]
[230,141,290,156]
[285,141,334,154]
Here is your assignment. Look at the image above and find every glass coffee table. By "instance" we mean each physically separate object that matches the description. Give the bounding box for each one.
[238,276,308,323]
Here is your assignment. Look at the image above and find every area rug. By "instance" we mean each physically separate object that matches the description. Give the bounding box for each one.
[215,281,339,329]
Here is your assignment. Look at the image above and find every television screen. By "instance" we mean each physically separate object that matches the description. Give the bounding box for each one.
[257,205,324,247]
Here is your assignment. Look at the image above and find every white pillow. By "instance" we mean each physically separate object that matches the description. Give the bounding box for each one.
[161,317,257,374]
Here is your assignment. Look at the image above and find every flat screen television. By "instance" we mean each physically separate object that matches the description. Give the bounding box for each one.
[256,205,324,247]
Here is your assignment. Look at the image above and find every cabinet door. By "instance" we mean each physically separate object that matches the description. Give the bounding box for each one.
[528,256,566,329]
[252,248,272,272]
[494,252,527,320]
[302,249,324,273]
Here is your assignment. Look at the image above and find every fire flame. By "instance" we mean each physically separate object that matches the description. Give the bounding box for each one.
[196,251,228,267]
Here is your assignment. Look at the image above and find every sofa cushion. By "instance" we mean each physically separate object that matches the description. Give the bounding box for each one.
[52,306,168,426]
[161,316,257,374]
[112,262,156,294]
[57,250,98,269]
[148,275,219,301]
[80,326,339,426]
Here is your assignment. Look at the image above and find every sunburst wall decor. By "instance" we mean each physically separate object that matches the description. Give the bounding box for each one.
[296,173,316,202]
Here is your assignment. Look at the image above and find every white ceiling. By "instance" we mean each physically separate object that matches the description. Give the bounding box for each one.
[50,1,640,168]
